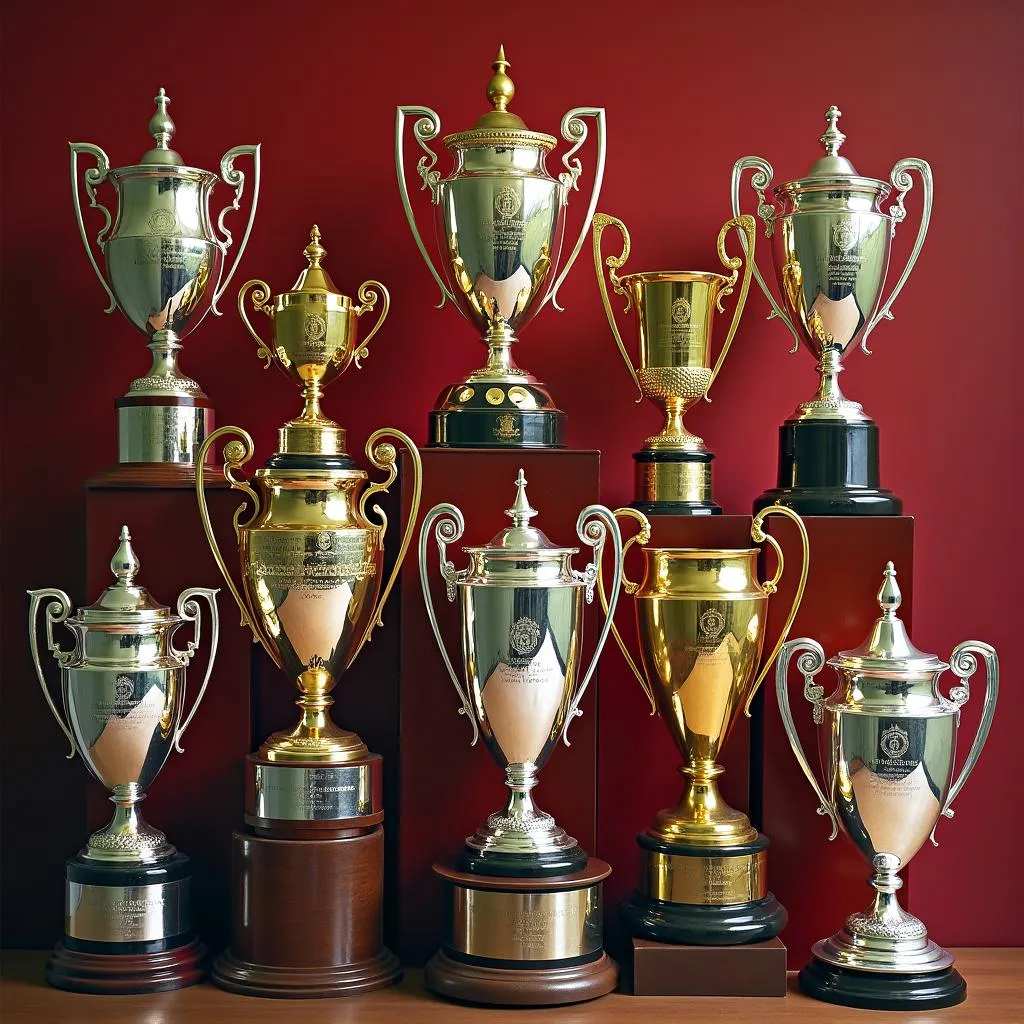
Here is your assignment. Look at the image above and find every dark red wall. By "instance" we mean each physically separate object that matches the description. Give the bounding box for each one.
[2,0,1019,947]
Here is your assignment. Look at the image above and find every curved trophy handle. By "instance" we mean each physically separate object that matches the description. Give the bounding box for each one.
[27,588,78,759]
[562,506,624,746]
[592,213,642,403]
[861,157,933,353]
[546,107,606,313]
[237,279,275,368]
[395,106,457,311]
[743,504,811,717]
[170,587,220,753]
[69,142,117,314]
[211,143,262,314]
[352,280,391,368]
[706,214,756,395]
[775,638,839,840]
[418,503,478,745]
[930,641,999,844]
[195,426,270,654]
[596,507,656,715]
[730,156,802,353]
[349,429,423,665]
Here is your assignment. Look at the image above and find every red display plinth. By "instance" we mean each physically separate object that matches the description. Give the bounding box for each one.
[85,475,256,953]
[761,515,914,968]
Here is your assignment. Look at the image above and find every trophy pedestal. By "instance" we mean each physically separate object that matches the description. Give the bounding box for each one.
[458,846,589,878]
[428,382,565,448]
[115,393,214,469]
[621,834,785,946]
[47,852,207,994]
[799,958,967,1010]
[629,936,786,996]
[426,859,618,1006]
[632,450,721,516]
[755,419,902,515]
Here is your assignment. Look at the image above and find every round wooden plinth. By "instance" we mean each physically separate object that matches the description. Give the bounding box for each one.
[46,937,207,994]
[213,946,401,999]
[425,949,618,1006]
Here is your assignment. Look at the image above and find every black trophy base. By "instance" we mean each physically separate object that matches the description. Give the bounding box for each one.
[622,891,787,947]
[428,378,565,448]
[755,418,902,516]
[632,449,721,515]
[799,958,967,1010]
[458,845,589,879]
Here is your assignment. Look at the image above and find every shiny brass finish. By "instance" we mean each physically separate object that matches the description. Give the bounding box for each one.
[635,460,713,506]
[644,849,767,906]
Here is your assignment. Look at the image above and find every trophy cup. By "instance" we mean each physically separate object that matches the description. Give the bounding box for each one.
[607,504,808,945]
[71,88,260,472]
[397,47,605,448]
[195,227,419,997]
[593,212,756,515]
[418,471,621,1004]
[731,106,932,514]
[776,563,997,1009]
[28,527,219,993]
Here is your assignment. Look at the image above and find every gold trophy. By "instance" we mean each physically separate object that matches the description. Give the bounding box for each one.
[195,227,419,996]
[607,505,808,944]
[593,214,755,514]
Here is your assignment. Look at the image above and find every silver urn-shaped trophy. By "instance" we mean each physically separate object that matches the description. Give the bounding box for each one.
[775,563,997,1010]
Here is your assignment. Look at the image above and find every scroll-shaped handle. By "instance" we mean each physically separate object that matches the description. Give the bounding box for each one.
[730,156,801,352]
[212,144,262,314]
[195,426,271,654]
[861,157,933,353]
[418,503,478,745]
[170,587,220,753]
[562,505,624,746]
[69,142,116,314]
[775,638,839,840]
[592,212,642,403]
[28,588,78,759]
[706,214,756,394]
[596,507,656,715]
[395,106,457,311]
[237,279,275,368]
[931,641,998,844]
[348,428,422,665]
[546,107,607,313]
[352,280,391,368]
[743,504,810,717]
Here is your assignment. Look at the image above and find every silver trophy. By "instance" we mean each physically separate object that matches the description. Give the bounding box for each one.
[775,563,997,1010]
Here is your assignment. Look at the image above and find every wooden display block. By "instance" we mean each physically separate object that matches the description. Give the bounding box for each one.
[759,515,914,968]
[628,936,787,996]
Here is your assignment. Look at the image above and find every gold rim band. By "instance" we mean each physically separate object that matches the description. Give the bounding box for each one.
[643,848,767,906]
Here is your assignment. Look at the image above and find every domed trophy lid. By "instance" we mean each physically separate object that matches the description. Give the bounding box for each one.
[830,562,948,675]
[443,46,557,152]
[138,88,184,167]
[78,526,174,624]
[802,105,859,178]
[288,225,341,295]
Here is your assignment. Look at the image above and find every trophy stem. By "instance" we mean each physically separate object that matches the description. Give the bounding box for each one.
[501,761,542,823]
[85,784,174,863]
[261,689,369,764]
[130,330,203,396]
[469,322,529,381]
[648,397,703,450]
[795,347,869,422]
[651,760,757,844]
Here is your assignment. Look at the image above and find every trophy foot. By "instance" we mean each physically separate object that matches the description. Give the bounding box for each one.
[429,380,565,448]
[632,450,720,514]
[798,958,967,1010]
[260,726,369,764]
[46,936,207,995]
[621,890,787,946]
[458,844,589,878]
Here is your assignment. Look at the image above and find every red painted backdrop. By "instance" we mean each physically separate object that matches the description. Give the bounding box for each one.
[1,0,1020,948]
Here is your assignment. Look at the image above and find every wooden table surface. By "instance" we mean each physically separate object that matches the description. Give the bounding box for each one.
[1,949,1020,1023]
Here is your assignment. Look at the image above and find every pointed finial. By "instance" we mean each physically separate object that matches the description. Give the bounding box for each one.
[877,561,902,617]
[110,526,141,588]
[486,44,515,113]
[303,224,326,266]
[148,88,175,150]
[505,468,538,527]
[820,104,846,157]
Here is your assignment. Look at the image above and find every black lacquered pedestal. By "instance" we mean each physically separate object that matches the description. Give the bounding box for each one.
[799,957,967,1010]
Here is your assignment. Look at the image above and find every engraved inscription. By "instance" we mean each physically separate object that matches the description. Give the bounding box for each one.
[253,765,372,820]
[67,880,185,943]
[249,531,377,592]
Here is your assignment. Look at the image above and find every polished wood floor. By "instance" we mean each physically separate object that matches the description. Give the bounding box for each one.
[1,949,1019,1023]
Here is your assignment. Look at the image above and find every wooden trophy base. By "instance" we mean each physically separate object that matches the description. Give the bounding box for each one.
[629,936,787,996]
[46,937,207,994]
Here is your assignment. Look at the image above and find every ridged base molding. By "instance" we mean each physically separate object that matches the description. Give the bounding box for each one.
[212,947,402,999]
[46,937,207,994]
[425,949,618,1006]
[621,891,787,946]
[799,958,967,1010]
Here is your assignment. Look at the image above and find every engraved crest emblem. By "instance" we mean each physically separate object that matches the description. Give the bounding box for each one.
[671,297,692,325]
[699,608,726,639]
[303,313,328,343]
[114,675,134,703]
[880,723,910,760]
[315,531,333,552]
[146,208,178,235]
[833,220,857,253]
[509,616,541,656]
[493,414,521,441]
[494,185,521,219]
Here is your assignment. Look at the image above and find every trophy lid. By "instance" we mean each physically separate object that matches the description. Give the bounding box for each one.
[138,88,184,167]
[77,527,175,624]
[443,46,557,152]
[801,105,858,178]
[830,562,948,674]
[287,225,340,295]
